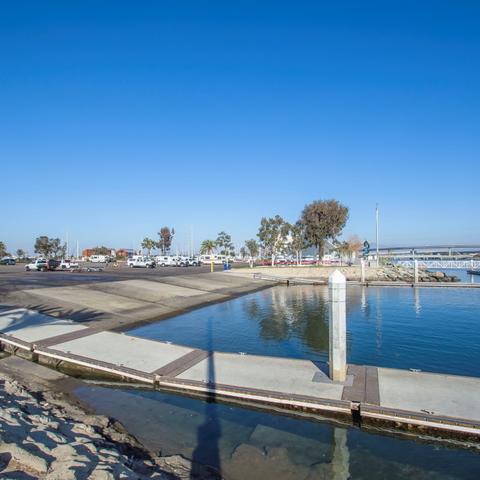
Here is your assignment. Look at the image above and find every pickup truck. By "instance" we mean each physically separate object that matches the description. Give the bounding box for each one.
[127,256,156,268]
[25,259,60,271]
[59,260,80,270]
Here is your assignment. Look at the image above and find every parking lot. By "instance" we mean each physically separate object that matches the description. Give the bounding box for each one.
[0,262,225,297]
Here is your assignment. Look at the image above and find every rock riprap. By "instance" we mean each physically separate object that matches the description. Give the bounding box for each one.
[0,374,215,479]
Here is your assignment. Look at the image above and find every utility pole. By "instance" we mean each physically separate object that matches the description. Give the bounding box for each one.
[375,203,379,267]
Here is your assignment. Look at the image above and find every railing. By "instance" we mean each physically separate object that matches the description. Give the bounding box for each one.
[395,260,480,269]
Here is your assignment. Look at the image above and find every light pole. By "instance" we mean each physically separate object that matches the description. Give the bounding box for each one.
[375,203,379,267]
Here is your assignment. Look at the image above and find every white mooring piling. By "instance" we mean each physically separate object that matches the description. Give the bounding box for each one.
[329,270,347,382]
[414,259,419,284]
[360,258,366,283]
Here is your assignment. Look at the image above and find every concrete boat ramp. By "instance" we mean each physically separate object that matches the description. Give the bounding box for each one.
[0,308,479,440]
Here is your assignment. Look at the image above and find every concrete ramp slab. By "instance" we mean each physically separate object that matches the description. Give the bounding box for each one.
[0,308,87,342]
[87,280,227,306]
[378,368,480,422]
[53,331,194,373]
[177,352,344,400]
[25,286,148,313]
[158,274,270,294]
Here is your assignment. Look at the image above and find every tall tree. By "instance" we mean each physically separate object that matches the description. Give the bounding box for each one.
[301,200,349,260]
[141,237,156,256]
[16,249,25,259]
[257,215,290,266]
[49,238,66,259]
[336,241,350,265]
[289,222,308,265]
[346,234,362,261]
[34,236,66,259]
[200,239,216,255]
[216,231,234,259]
[245,239,259,259]
[34,236,51,258]
[158,227,175,255]
[0,241,6,258]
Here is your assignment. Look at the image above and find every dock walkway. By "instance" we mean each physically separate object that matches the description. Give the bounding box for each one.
[0,308,479,439]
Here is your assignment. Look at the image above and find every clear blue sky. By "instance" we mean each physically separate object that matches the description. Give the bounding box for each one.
[1,1,479,254]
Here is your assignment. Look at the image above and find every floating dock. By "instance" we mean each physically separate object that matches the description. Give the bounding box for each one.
[0,308,479,440]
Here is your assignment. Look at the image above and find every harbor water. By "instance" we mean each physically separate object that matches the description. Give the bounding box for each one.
[75,283,480,478]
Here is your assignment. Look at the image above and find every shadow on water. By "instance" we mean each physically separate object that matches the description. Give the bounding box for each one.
[190,314,222,479]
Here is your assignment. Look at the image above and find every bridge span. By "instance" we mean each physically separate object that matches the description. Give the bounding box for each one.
[395,259,480,270]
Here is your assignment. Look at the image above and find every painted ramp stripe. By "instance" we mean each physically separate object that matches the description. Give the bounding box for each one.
[36,327,103,347]
[152,349,211,377]
[342,365,380,405]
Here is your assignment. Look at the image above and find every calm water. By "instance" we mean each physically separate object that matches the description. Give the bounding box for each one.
[439,269,480,284]
[131,284,480,377]
[77,384,480,480]
[75,285,480,478]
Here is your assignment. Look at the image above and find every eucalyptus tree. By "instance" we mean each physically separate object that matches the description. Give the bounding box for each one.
[200,239,217,255]
[257,215,290,266]
[34,236,66,258]
[336,241,351,265]
[289,222,308,265]
[300,200,349,261]
[346,234,362,261]
[49,238,66,259]
[141,237,157,256]
[0,241,6,258]
[245,239,259,259]
[157,227,175,255]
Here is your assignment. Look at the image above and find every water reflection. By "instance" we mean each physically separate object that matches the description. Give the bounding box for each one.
[243,287,330,353]
[131,284,480,377]
[414,287,422,316]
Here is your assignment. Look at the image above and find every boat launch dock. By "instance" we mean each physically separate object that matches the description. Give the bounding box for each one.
[1,307,479,440]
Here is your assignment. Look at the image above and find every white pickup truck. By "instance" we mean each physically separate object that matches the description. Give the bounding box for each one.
[59,260,80,270]
[127,256,156,268]
[25,259,47,271]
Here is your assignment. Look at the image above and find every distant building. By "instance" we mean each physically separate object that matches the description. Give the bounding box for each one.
[116,248,134,258]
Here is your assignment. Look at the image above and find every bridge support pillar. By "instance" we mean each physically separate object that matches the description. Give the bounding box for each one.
[329,270,347,382]
[414,260,419,284]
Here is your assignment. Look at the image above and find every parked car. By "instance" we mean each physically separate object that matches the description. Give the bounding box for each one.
[0,257,16,265]
[25,259,60,272]
[127,256,156,268]
[59,259,80,270]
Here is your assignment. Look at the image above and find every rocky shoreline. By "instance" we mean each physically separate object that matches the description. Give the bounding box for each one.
[229,265,460,283]
[0,357,218,479]
[374,265,460,283]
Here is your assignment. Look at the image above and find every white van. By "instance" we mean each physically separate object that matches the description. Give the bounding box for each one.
[89,255,108,263]
[155,255,177,266]
[199,254,227,265]
[127,255,155,268]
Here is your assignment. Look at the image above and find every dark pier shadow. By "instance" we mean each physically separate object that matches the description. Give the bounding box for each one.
[190,316,222,479]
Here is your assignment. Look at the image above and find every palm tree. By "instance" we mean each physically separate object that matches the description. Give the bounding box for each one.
[200,240,216,255]
[141,237,156,256]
